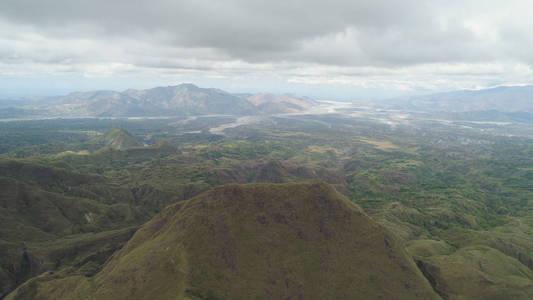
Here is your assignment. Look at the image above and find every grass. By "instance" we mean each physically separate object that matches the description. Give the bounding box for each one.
[1,114,533,299]
[9,183,439,299]
[418,245,533,299]
[358,137,400,151]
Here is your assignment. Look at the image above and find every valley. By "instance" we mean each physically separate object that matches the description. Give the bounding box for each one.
[3,0,533,298]
[0,86,532,299]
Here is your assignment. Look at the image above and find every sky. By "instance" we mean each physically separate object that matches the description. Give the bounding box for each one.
[1,0,533,100]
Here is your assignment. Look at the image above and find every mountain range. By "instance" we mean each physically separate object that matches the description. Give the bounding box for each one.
[385,85,533,113]
[0,84,317,118]
[3,84,533,121]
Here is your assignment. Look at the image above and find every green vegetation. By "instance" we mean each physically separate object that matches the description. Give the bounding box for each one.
[91,128,141,149]
[7,183,438,300]
[1,110,532,299]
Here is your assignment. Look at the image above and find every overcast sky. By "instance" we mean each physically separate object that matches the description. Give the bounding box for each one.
[1,0,533,99]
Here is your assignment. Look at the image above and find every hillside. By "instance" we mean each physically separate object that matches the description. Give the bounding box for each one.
[7,183,439,300]
[0,160,144,298]
[91,128,141,149]
[1,99,532,299]
[0,158,169,298]
[43,84,257,117]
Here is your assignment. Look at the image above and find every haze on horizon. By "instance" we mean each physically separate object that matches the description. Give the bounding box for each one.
[1,0,533,100]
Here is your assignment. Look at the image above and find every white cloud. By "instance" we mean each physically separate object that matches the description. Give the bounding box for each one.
[1,0,533,97]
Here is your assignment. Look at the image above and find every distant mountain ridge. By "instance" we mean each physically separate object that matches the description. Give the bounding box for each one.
[0,84,317,118]
[387,85,533,113]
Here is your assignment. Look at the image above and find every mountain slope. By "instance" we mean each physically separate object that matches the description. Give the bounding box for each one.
[415,245,533,299]
[246,93,318,114]
[91,128,141,149]
[0,160,146,298]
[123,84,258,116]
[44,84,256,117]
[8,182,439,299]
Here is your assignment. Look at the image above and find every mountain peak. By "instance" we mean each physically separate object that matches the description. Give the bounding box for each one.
[175,83,199,89]
[13,182,438,299]
[0,84,318,119]
[94,128,141,149]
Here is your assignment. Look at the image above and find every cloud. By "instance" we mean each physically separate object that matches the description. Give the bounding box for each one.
[1,0,533,95]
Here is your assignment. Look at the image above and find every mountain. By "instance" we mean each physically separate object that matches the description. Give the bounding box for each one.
[7,183,439,299]
[0,84,317,118]
[45,84,258,117]
[245,93,318,114]
[92,128,141,149]
[387,85,533,113]
[0,159,147,298]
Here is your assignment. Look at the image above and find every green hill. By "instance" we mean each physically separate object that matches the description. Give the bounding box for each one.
[0,159,149,298]
[92,128,141,150]
[415,245,533,299]
[7,182,439,299]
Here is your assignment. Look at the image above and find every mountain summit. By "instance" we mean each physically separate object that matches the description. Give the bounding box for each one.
[92,128,141,149]
[8,183,438,299]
